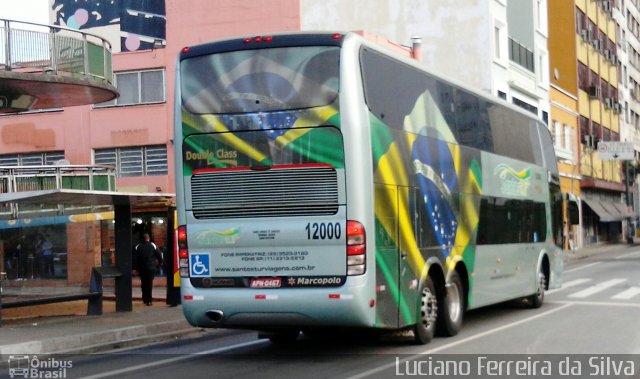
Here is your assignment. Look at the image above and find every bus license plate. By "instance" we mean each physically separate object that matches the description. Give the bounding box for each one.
[250,277,282,288]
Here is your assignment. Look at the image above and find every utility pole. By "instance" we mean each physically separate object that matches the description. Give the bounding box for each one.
[624,160,635,244]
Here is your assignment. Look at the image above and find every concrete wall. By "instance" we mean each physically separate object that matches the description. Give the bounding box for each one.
[301,0,494,93]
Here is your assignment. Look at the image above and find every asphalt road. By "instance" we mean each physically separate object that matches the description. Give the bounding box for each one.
[5,248,640,379]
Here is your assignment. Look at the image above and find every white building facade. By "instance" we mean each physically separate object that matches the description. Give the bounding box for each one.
[301,0,550,122]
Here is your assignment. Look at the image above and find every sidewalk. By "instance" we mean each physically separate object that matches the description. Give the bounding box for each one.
[1,241,637,356]
[563,239,640,265]
[0,287,206,355]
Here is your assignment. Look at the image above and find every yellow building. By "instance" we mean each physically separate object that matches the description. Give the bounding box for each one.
[549,0,626,246]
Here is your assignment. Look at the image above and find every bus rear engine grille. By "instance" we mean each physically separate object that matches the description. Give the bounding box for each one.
[190,167,339,219]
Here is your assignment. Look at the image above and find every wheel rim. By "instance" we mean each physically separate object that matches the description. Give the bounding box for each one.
[446,281,462,323]
[420,286,438,327]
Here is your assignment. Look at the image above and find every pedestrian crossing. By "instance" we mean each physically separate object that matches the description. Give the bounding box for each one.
[548,278,640,301]
[567,278,627,298]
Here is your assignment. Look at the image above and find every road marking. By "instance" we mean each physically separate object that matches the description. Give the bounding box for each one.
[77,339,268,379]
[346,303,573,379]
[547,278,591,294]
[615,251,640,259]
[612,286,640,300]
[564,262,598,274]
[568,278,627,298]
[548,300,640,308]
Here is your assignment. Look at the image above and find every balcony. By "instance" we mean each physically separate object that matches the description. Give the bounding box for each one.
[0,19,118,113]
[0,164,116,218]
[509,37,534,73]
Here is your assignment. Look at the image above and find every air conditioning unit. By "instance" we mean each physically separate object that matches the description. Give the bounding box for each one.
[614,102,623,113]
[587,29,595,41]
[604,50,612,60]
[589,85,601,98]
[592,39,602,51]
[583,135,599,148]
[580,29,589,41]
[604,97,613,108]
[602,0,612,13]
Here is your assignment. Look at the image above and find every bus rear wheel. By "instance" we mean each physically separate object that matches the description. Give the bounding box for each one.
[437,270,464,337]
[414,276,438,345]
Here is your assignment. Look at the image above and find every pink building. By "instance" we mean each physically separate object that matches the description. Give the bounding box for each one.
[0,0,413,291]
[0,0,301,287]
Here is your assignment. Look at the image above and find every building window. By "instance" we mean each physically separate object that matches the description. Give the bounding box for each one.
[536,0,548,34]
[580,116,590,145]
[512,97,538,115]
[576,7,587,34]
[565,125,574,151]
[0,151,65,166]
[94,145,168,177]
[494,26,501,60]
[509,37,535,72]
[578,62,589,91]
[538,50,549,86]
[552,121,562,146]
[493,21,507,64]
[95,69,165,107]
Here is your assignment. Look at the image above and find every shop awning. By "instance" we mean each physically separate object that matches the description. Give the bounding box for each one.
[606,201,634,221]
[582,197,633,222]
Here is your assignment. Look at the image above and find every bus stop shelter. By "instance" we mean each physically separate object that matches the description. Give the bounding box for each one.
[0,189,174,312]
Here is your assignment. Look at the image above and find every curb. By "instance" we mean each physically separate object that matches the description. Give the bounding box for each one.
[0,320,201,355]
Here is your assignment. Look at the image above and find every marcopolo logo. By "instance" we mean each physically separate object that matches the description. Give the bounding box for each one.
[287,276,345,287]
[7,355,72,379]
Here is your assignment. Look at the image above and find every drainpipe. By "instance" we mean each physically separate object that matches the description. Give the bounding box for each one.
[411,36,423,62]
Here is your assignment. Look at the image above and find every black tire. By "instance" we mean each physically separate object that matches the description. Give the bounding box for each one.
[436,270,464,337]
[527,270,546,309]
[413,276,438,345]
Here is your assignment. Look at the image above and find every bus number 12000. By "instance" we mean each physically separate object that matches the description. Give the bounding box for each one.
[305,222,341,240]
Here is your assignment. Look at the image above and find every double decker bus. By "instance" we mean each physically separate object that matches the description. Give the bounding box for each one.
[174,32,569,344]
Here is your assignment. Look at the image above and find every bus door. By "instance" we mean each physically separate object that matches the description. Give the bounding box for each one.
[373,183,401,328]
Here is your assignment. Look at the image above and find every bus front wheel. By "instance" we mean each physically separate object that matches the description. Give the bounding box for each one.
[437,270,464,337]
[526,270,546,309]
[414,276,438,344]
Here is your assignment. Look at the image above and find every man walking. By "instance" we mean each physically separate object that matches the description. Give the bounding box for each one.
[133,233,163,306]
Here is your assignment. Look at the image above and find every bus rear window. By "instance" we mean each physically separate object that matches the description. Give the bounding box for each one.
[181,46,340,114]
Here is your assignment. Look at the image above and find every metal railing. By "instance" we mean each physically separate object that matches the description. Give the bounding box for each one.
[0,18,113,83]
[509,37,535,73]
[0,164,116,193]
[0,164,116,219]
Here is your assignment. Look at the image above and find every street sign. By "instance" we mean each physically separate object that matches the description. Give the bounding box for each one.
[597,141,635,160]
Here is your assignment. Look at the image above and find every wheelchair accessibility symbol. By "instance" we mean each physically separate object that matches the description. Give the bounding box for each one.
[189,253,211,277]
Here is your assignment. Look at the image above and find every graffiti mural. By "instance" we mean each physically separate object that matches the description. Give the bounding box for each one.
[52,0,166,52]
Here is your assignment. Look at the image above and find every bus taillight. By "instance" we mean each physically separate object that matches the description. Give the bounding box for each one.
[347,220,366,275]
[177,225,189,277]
